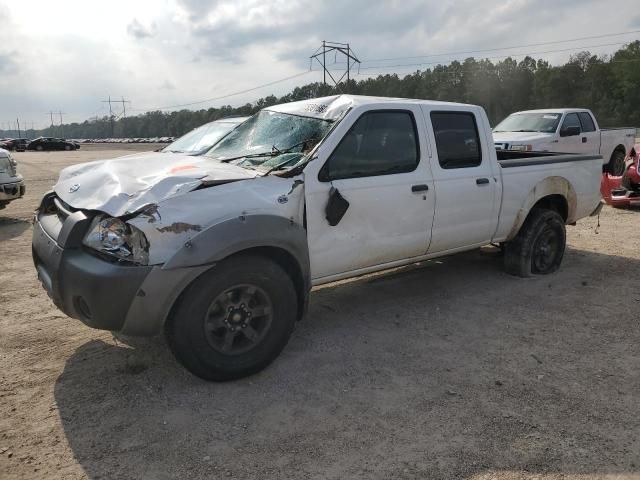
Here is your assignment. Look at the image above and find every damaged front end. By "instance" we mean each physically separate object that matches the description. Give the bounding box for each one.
[83,215,150,265]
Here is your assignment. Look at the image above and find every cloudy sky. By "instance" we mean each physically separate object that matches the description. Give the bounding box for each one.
[0,0,639,129]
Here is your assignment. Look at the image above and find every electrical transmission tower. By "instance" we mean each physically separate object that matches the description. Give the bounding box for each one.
[310,41,361,92]
[102,96,130,137]
[47,111,64,137]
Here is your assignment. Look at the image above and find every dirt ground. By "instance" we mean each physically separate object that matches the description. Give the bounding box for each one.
[0,145,639,480]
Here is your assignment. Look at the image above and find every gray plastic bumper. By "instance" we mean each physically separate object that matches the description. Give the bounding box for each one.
[32,205,209,336]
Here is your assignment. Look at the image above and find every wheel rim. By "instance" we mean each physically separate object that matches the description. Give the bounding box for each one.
[532,227,560,273]
[203,284,273,355]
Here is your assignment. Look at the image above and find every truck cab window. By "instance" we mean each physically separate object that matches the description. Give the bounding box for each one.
[320,111,419,181]
[430,112,482,169]
[578,112,596,132]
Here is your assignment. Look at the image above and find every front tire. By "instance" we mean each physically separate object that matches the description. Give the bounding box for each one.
[504,208,566,277]
[36,145,43,151]
[166,255,297,381]
[64,145,71,151]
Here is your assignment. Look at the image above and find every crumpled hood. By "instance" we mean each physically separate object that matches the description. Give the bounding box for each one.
[492,131,555,143]
[55,151,259,217]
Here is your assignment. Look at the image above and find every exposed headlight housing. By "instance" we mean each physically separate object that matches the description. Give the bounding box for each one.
[510,144,533,152]
[83,215,149,265]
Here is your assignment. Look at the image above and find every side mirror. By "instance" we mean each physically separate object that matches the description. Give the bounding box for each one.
[560,126,581,137]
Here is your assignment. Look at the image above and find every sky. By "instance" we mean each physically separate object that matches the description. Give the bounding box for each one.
[0,0,639,129]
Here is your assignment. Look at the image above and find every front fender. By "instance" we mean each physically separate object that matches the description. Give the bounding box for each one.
[162,213,310,282]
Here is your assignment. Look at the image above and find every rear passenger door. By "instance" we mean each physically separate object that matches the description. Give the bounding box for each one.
[423,108,499,253]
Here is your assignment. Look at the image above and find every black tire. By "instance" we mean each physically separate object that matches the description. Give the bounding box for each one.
[64,145,71,151]
[166,254,297,381]
[607,149,626,176]
[36,145,43,151]
[504,208,566,277]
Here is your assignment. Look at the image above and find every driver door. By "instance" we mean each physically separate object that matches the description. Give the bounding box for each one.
[304,105,435,282]
[557,112,586,153]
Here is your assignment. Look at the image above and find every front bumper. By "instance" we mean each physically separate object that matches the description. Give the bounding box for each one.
[0,175,25,203]
[31,194,211,335]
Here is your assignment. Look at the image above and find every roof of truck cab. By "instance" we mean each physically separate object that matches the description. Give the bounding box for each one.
[511,108,591,115]
[265,95,481,122]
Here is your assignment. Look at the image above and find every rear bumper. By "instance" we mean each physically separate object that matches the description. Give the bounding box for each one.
[0,175,25,203]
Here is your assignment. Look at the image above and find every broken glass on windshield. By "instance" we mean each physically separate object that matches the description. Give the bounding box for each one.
[206,110,333,172]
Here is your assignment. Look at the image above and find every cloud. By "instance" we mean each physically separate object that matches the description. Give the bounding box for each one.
[0,0,638,124]
[0,51,18,74]
[126,18,157,39]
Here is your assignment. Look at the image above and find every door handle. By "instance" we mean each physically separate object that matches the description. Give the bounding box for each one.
[476,178,490,185]
[411,184,429,193]
[582,137,587,143]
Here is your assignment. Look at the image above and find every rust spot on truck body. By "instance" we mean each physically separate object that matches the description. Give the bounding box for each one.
[156,222,202,234]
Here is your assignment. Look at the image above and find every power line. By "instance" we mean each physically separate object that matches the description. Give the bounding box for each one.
[361,29,640,64]
[343,41,634,75]
[130,70,313,112]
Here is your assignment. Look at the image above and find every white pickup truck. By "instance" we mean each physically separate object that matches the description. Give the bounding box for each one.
[32,95,603,381]
[493,108,636,176]
[0,148,25,209]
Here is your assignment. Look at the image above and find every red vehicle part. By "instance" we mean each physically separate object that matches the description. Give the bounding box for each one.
[600,144,640,208]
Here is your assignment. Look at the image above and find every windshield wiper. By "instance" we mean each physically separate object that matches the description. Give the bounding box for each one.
[219,137,319,164]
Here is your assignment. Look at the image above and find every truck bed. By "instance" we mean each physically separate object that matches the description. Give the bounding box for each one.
[493,150,603,243]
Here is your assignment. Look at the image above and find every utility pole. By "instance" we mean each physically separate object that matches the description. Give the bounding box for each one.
[47,111,56,136]
[120,97,130,119]
[102,96,114,137]
[310,41,360,92]
[58,112,65,138]
[16,118,21,139]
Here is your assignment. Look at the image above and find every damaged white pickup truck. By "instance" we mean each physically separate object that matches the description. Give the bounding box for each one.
[32,95,603,380]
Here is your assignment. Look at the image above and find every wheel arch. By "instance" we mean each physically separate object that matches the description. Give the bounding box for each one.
[507,176,576,240]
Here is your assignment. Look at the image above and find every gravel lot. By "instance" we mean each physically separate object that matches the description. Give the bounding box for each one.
[1,145,639,479]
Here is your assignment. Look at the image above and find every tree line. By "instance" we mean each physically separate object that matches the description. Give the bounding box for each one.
[4,41,640,139]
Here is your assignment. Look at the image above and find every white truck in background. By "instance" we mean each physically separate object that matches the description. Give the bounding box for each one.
[493,109,636,176]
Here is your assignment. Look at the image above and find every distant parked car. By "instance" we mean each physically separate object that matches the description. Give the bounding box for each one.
[162,117,249,155]
[27,137,80,151]
[0,138,31,152]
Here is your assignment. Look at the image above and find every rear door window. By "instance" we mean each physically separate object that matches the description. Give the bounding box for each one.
[578,112,596,132]
[430,112,482,169]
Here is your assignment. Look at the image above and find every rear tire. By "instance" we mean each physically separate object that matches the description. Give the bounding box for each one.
[166,254,297,381]
[607,149,626,176]
[504,208,566,277]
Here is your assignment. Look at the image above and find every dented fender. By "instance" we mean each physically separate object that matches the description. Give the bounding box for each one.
[127,175,307,266]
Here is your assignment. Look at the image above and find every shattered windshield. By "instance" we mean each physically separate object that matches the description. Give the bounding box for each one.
[494,113,562,133]
[206,110,333,172]
[163,119,244,154]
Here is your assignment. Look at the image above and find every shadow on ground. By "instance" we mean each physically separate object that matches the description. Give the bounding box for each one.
[0,216,31,240]
[54,247,640,479]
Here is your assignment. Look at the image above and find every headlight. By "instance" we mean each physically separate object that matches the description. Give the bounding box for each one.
[510,144,533,152]
[83,215,149,265]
